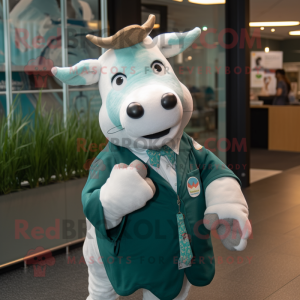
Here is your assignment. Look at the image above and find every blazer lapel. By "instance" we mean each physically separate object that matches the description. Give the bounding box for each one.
[176,133,192,196]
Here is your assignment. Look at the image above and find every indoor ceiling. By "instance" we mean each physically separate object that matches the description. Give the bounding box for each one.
[142,0,299,40]
[250,0,300,39]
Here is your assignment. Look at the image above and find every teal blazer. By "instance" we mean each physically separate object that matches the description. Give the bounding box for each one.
[82,133,239,300]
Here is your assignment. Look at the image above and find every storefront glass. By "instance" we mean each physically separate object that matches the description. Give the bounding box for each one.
[66,1,102,116]
[0,0,6,117]
[0,0,102,120]
[1,0,226,160]
[6,0,62,117]
[142,0,226,161]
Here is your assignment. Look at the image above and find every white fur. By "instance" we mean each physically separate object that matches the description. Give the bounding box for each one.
[100,167,154,230]
[98,38,192,150]
[83,220,119,300]
[119,84,183,144]
[204,177,252,251]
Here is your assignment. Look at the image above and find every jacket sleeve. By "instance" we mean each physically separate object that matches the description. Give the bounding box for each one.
[191,145,241,191]
[81,146,123,242]
[192,145,251,250]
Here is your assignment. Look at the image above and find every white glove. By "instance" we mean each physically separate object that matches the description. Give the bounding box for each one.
[100,160,156,230]
[203,177,252,251]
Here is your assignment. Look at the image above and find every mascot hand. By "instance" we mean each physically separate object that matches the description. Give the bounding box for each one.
[203,177,252,251]
[203,204,252,251]
[100,160,155,229]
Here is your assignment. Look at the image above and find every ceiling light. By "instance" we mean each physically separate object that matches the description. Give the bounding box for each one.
[188,0,226,4]
[187,56,192,60]
[153,24,160,29]
[250,21,300,27]
[173,0,183,2]
[203,26,208,31]
[271,28,275,32]
[289,30,300,35]
[265,47,270,53]
[260,27,264,30]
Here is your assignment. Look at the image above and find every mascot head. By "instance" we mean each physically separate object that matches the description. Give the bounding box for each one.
[52,15,200,150]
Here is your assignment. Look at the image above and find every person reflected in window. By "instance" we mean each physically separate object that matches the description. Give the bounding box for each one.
[273,69,291,105]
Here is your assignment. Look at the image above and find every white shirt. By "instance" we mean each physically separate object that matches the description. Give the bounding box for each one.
[128,140,180,193]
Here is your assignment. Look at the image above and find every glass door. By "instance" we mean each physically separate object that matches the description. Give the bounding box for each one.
[142,0,226,162]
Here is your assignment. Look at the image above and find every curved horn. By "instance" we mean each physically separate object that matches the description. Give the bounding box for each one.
[86,14,156,50]
[142,14,156,34]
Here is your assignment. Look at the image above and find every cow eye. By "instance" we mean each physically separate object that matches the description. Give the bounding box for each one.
[151,60,166,76]
[112,73,127,91]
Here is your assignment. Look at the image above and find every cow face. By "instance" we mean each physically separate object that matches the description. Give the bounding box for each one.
[52,27,200,150]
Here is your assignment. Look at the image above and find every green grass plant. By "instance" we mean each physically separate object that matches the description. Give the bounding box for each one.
[0,95,106,195]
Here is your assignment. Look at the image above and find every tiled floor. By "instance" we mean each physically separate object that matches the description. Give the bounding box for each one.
[250,148,300,171]
[1,167,300,299]
[250,169,282,183]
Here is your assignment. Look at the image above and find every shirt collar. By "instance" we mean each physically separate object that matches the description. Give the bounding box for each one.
[128,132,182,163]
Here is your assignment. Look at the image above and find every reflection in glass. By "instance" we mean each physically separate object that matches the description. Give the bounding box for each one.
[66,0,102,115]
[1,0,103,117]
[142,0,226,160]
[0,0,6,116]
[0,95,5,118]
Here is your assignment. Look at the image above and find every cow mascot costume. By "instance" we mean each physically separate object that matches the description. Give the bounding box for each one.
[52,15,251,300]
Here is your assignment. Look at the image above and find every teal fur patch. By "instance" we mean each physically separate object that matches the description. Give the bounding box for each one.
[56,61,90,85]
[106,44,184,126]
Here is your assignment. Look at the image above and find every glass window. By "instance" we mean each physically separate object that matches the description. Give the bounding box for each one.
[9,0,62,90]
[0,0,6,116]
[1,0,105,120]
[142,0,226,161]
[0,95,5,118]
[6,0,63,117]
[66,0,102,116]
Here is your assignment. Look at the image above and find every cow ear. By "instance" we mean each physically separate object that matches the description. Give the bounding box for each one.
[153,27,201,58]
[51,59,101,86]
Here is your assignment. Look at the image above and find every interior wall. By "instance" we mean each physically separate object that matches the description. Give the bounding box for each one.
[250,38,281,52]
[251,37,300,63]
[281,39,300,63]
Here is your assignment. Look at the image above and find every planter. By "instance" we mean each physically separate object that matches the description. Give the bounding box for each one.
[0,178,87,267]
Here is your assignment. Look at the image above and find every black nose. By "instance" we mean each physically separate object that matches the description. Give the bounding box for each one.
[161,93,177,110]
[127,102,144,119]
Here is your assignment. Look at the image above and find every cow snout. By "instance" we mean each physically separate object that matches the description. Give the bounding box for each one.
[120,84,183,142]
[161,93,177,110]
[127,102,144,119]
